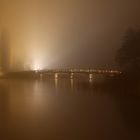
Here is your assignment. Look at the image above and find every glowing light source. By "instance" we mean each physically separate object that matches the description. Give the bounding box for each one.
[55,73,58,79]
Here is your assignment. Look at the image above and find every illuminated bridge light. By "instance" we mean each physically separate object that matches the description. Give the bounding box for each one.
[70,73,74,79]
[55,73,58,79]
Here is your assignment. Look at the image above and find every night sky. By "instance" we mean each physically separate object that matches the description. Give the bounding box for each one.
[0,0,140,71]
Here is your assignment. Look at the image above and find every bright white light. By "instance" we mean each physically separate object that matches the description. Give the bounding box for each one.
[30,49,46,71]
[32,62,42,71]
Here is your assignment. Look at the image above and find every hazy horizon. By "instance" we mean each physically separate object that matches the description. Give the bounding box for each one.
[1,0,140,71]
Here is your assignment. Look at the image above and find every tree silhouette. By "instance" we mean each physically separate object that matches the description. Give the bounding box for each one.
[116,28,140,78]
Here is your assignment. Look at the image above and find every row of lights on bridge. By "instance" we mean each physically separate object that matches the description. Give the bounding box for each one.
[35,69,121,74]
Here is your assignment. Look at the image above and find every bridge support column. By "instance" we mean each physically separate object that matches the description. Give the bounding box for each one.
[89,74,93,79]
[70,73,74,79]
[89,74,94,84]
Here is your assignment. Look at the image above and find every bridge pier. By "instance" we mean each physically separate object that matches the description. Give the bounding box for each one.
[70,73,74,79]
[89,74,93,79]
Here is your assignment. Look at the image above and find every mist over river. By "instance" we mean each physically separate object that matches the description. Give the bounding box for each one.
[0,78,140,140]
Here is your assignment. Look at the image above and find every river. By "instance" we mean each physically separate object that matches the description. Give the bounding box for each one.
[0,78,140,140]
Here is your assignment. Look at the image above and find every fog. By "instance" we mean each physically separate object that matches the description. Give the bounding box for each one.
[0,0,140,71]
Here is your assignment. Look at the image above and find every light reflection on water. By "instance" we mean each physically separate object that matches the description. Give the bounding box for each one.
[70,79,74,89]
[0,79,140,140]
[55,78,58,89]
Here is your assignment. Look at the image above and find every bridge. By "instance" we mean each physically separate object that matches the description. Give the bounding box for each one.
[34,69,122,79]
[1,69,121,79]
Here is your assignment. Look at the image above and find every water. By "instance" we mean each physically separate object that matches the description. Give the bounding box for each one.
[0,78,140,140]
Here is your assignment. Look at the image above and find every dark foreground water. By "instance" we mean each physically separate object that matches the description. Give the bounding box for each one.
[0,79,140,140]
